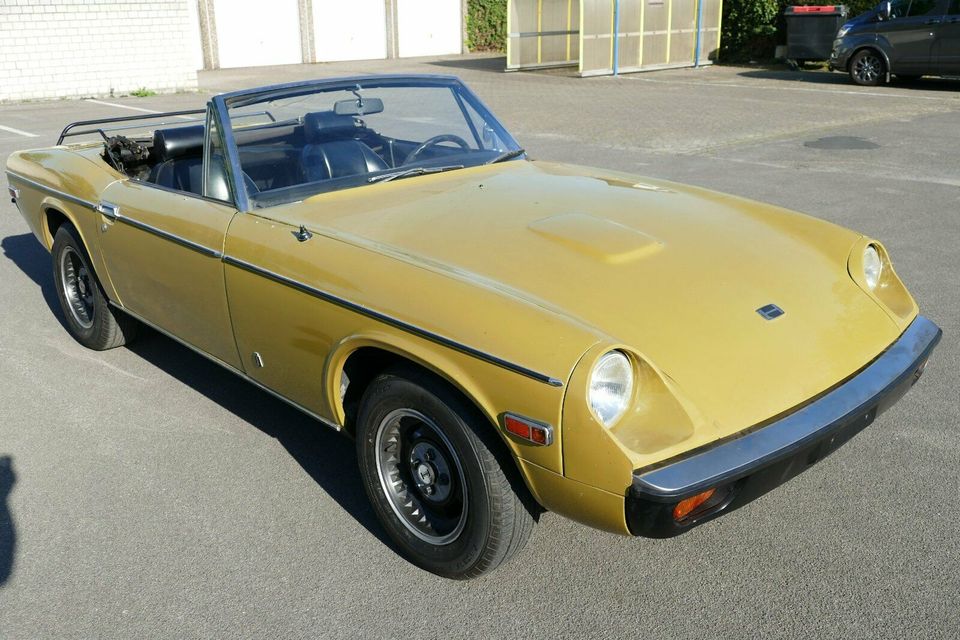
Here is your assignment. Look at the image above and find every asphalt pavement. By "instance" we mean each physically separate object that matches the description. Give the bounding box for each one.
[0,56,957,638]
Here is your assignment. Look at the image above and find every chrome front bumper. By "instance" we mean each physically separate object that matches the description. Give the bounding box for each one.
[626,315,942,537]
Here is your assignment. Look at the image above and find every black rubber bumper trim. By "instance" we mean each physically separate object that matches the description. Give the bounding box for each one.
[626,315,942,538]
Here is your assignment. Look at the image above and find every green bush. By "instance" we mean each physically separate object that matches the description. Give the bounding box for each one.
[721,0,780,61]
[467,0,508,52]
[721,0,879,62]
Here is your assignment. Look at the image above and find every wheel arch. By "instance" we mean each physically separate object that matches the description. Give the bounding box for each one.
[331,336,545,518]
[327,335,503,438]
[43,205,72,248]
[848,44,890,73]
[41,200,119,303]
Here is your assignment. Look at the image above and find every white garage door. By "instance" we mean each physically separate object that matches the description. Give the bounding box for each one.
[214,0,303,68]
[397,0,462,57]
[314,0,387,61]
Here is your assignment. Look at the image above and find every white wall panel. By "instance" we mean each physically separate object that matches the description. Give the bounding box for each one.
[214,0,303,68]
[314,0,387,61]
[396,0,462,57]
[0,0,197,102]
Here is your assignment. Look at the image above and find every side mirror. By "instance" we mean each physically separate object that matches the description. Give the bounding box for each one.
[879,1,891,19]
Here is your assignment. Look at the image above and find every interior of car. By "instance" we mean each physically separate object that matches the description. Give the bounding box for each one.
[132,109,485,203]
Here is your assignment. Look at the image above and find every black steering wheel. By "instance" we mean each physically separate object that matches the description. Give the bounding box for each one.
[403,134,471,165]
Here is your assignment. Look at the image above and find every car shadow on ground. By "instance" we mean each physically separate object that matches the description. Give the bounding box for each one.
[0,232,393,552]
[1,233,68,331]
[736,67,960,92]
[0,456,15,587]
[124,332,393,549]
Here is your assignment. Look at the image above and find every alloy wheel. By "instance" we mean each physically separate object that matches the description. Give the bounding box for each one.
[374,408,468,545]
[59,246,95,329]
[854,54,882,84]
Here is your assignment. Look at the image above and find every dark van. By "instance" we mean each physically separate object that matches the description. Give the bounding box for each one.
[829,0,960,85]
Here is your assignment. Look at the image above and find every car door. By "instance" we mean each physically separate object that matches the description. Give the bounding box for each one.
[96,108,242,369]
[881,0,948,72]
[934,0,960,72]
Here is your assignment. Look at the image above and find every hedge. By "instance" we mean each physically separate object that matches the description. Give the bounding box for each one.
[467,0,508,52]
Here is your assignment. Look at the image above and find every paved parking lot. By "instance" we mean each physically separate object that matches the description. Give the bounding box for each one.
[1,56,958,638]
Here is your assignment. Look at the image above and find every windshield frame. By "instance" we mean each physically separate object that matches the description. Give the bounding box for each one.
[209,74,522,212]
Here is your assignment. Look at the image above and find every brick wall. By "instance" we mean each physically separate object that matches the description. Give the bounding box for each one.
[0,0,199,102]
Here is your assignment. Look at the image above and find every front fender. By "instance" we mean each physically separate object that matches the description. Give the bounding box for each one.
[325,330,568,476]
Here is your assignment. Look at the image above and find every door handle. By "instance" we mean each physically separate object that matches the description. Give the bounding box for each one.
[948,17,960,23]
[96,201,120,220]
[923,18,941,24]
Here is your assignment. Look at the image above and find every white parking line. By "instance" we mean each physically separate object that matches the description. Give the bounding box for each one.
[0,124,39,137]
[85,98,160,113]
[84,98,196,121]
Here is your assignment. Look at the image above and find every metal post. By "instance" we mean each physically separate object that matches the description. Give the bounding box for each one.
[298,0,315,64]
[612,0,620,75]
[385,0,399,58]
[694,0,705,67]
[196,0,220,70]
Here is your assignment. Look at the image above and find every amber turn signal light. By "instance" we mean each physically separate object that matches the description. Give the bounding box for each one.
[673,488,716,521]
[503,413,553,446]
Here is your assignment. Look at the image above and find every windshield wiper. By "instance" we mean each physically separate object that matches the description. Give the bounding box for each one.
[367,164,464,184]
[485,148,526,164]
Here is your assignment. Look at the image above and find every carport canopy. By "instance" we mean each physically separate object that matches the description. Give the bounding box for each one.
[507,0,723,76]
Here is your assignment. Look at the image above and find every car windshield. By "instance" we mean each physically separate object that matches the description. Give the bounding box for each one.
[221,77,522,208]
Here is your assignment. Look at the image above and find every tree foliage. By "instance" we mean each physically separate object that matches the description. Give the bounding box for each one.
[467,0,508,52]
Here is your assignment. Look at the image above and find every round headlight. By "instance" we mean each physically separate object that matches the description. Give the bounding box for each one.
[588,351,634,427]
[863,245,882,289]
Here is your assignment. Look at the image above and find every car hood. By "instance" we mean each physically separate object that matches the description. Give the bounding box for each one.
[841,10,877,33]
[294,160,906,433]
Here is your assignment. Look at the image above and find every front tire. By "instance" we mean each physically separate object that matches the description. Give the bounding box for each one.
[51,223,137,350]
[356,368,535,579]
[849,49,885,86]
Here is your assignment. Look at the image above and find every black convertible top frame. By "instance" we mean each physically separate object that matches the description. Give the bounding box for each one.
[56,109,207,145]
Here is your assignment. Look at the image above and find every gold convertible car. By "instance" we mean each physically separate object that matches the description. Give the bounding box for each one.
[6,76,941,578]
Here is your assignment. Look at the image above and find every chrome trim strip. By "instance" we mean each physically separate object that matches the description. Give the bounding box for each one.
[108,301,341,432]
[5,171,98,210]
[222,254,565,388]
[114,214,223,259]
[7,172,222,258]
[633,316,942,500]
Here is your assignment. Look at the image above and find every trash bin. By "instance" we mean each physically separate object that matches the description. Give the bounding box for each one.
[784,5,849,62]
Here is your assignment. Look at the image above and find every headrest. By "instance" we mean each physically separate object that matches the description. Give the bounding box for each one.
[303,111,358,143]
[153,125,204,161]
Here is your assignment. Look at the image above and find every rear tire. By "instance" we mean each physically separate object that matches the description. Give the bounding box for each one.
[51,223,138,350]
[849,49,885,86]
[355,367,535,579]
